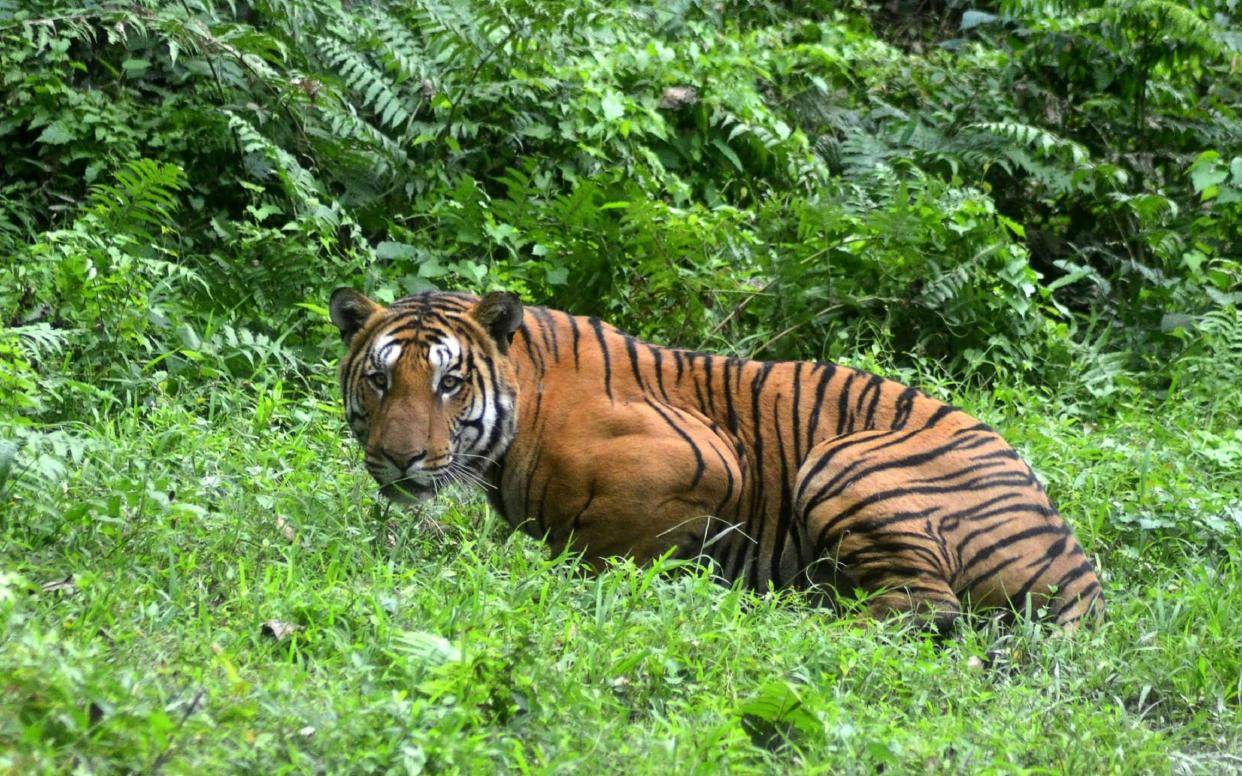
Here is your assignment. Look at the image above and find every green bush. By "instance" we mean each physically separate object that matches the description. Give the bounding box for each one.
[0,0,1238,415]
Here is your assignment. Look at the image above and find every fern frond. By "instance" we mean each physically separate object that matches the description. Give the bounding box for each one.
[88,159,186,239]
[318,35,411,130]
[224,110,320,206]
[7,323,70,361]
[366,7,427,85]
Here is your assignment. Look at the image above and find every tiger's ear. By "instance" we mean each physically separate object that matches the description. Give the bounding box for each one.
[469,291,524,353]
[329,287,382,344]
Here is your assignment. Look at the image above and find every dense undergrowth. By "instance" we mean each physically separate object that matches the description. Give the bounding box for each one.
[1,0,1240,771]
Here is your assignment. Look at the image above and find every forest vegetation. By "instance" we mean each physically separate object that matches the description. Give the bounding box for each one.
[1,0,1240,771]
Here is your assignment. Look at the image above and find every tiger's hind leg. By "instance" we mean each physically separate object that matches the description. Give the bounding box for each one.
[816,522,964,634]
[794,428,965,633]
[794,421,1103,631]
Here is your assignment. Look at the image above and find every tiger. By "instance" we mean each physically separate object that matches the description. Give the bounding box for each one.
[329,287,1104,631]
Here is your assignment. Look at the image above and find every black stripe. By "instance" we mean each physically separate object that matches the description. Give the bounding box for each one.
[1024,532,1068,569]
[858,373,884,431]
[721,358,739,433]
[892,386,918,430]
[935,492,1027,534]
[1011,552,1062,609]
[796,424,939,504]
[804,364,835,454]
[570,315,582,369]
[481,355,511,454]
[688,356,709,414]
[924,404,957,428]
[807,431,1000,507]
[954,502,1056,557]
[974,448,1021,462]
[702,356,717,415]
[769,397,797,588]
[812,483,1052,553]
[958,524,1069,578]
[589,317,613,401]
[746,364,774,590]
[704,435,736,516]
[516,324,545,376]
[570,489,596,533]
[535,473,554,535]
[624,336,646,392]
[907,458,1012,486]
[855,563,941,586]
[1049,558,1096,597]
[532,307,559,362]
[959,554,1022,599]
[790,362,804,464]
[644,400,706,488]
[647,344,670,401]
[836,371,856,435]
[523,442,545,536]
[845,544,946,577]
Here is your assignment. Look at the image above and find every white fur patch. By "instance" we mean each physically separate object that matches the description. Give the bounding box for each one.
[428,335,462,390]
[373,332,402,370]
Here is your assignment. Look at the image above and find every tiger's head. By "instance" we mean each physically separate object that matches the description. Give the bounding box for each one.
[328,288,524,503]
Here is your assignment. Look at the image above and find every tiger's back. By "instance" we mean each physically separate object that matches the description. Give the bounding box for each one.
[330,289,1103,630]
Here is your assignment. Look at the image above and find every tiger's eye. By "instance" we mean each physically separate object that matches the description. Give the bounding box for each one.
[368,371,388,392]
[440,375,463,393]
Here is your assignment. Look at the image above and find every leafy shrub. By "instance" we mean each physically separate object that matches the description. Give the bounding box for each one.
[0,0,1238,420]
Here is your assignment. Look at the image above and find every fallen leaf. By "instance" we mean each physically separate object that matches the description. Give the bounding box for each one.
[40,574,76,596]
[659,85,698,111]
[261,620,303,641]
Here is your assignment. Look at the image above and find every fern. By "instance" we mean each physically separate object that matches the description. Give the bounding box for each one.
[224,110,320,206]
[318,35,410,131]
[1,427,95,492]
[88,159,186,238]
[8,323,70,361]
[367,7,428,85]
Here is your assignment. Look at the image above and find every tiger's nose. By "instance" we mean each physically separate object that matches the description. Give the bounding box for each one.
[384,450,426,472]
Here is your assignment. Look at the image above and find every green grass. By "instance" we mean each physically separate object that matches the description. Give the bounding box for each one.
[2,367,1241,774]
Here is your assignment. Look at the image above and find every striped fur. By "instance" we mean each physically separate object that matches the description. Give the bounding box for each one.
[330,289,1104,630]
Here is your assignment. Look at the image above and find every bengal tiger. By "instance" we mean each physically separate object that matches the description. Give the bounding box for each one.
[329,288,1104,631]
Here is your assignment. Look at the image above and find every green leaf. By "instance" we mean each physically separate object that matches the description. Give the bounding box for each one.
[418,257,448,278]
[376,241,418,260]
[1191,164,1228,194]
[600,91,625,121]
[735,680,820,743]
[711,138,744,172]
[37,122,74,145]
[394,630,461,665]
[122,58,150,76]
[960,10,998,30]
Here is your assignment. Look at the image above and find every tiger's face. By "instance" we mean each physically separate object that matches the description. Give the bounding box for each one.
[329,288,524,503]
